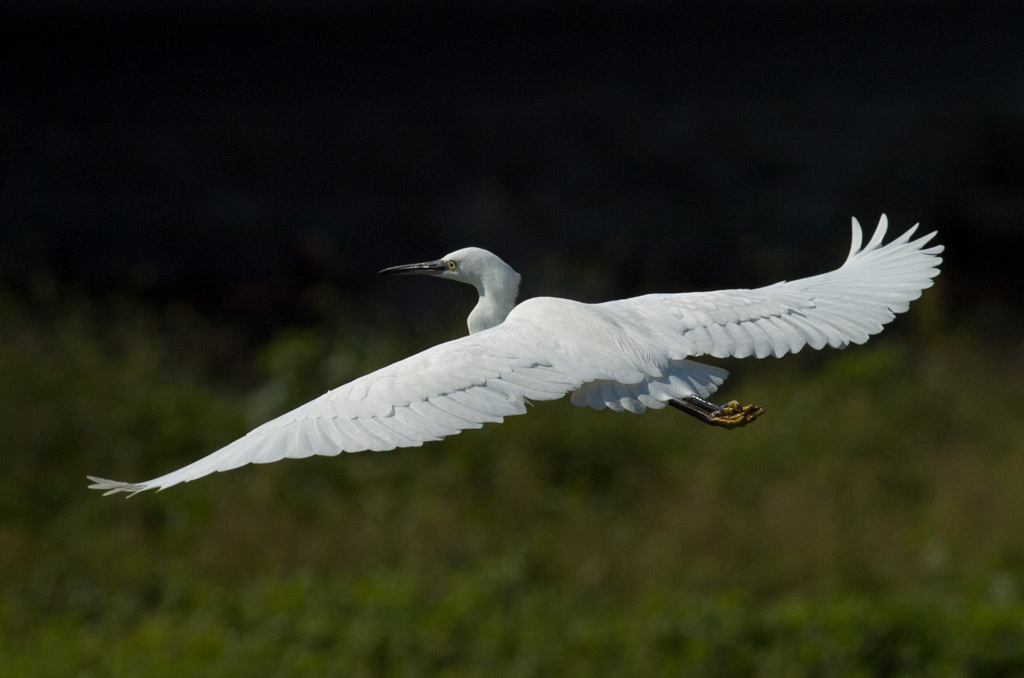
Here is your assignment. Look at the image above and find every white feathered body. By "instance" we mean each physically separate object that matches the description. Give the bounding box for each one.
[90,216,942,494]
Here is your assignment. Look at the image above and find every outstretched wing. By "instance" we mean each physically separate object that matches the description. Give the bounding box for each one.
[89,329,583,495]
[596,214,943,360]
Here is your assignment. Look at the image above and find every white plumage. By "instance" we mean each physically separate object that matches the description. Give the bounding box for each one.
[89,215,942,496]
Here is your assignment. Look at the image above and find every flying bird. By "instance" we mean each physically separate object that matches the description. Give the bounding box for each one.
[89,215,942,496]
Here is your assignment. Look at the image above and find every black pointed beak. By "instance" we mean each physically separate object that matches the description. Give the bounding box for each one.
[378,259,447,276]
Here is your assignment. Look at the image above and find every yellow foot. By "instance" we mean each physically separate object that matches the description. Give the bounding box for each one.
[708,400,766,429]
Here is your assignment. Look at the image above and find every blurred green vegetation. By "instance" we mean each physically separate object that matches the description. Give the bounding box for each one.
[2,280,1024,676]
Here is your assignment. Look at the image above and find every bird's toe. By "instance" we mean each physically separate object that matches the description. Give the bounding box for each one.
[708,402,765,429]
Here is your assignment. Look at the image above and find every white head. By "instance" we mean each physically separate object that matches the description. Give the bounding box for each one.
[380,247,522,334]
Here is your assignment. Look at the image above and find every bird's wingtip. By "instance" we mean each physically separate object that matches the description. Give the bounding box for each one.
[86,475,152,497]
[847,216,864,260]
[864,213,889,251]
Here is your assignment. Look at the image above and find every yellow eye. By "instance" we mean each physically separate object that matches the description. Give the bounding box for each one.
[446,260,457,271]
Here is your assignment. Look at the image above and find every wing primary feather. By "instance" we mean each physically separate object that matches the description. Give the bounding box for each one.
[776,312,829,351]
[425,394,499,425]
[330,416,379,451]
[763,316,801,357]
[392,406,455,439]
[448,388,519,419]
[372,412,433,444]
[863,214,889,251]
[407,399,477,429]
[454,386,526,416]
[290,420,324,459]
[740,319,776,358]
[247,427,290,465]
[723,322,757,359]
[847,216,865,260]
[355,416,415,450]
[318,416,357,453]
[299,418,328,458]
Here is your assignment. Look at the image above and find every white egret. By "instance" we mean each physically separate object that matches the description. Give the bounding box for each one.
[89,215,942,496]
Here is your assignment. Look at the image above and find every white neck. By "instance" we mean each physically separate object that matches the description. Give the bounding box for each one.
[466,268,520,334]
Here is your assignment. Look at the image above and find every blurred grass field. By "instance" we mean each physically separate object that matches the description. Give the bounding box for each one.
[3,280,1024,676]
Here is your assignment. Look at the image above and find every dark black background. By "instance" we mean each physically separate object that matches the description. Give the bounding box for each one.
[3,1,1022,326]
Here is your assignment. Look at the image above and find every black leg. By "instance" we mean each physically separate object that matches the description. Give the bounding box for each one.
[668,396,716,423]
[668,394,765,429]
